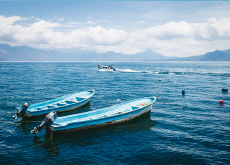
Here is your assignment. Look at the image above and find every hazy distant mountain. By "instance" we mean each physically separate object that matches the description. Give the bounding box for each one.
[77,50,169,61]
[0,44,73,61]
[0,43,230,61]
[170,50,230,61]
[0,44,168,61]
[132,49,169,61]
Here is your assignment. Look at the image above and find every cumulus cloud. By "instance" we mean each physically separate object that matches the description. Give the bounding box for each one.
[1,15,230,57]
[192,17,230,40]
[0,15,127,50]
[0,16,61,45]
[0,15,28,25]
[141,18,230,41]
[124,17,230,56]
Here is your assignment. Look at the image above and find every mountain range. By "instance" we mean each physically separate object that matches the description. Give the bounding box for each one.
[171,50,230,61]
[0,43,230,61]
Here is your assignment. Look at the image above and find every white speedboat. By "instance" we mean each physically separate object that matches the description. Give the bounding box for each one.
[98,65,116,71]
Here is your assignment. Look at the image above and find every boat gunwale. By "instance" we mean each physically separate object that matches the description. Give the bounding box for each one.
[27,99,92,117]
[52,104,152,127]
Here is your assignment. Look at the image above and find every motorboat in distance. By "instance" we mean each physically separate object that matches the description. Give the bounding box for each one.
[98,65,116,71]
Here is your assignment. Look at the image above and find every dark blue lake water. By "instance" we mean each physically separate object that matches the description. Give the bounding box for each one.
[0,61,230,165]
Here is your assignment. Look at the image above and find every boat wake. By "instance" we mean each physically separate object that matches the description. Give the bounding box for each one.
[115,69,230,77]
[116,69,195,74]
[154,71,230,77]
[154,71,196,75]
[116,69,152,73]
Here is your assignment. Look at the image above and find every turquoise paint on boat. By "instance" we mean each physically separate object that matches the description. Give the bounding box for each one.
[49,96,156,133]
[14,89,95,118]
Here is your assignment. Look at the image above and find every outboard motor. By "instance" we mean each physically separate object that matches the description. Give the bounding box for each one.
[13,102,30,119]
[31,111,57,134]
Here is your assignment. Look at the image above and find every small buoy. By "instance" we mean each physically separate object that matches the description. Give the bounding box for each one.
[219,100,224,104]
[222,88,228,92]
[182,90,185,95]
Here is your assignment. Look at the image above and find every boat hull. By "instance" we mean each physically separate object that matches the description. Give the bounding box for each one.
[51,97,156,133]
[99,68,116,71]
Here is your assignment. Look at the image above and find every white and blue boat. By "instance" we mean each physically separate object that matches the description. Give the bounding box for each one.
[31,96,156,134]
[98,65,116,71]
[13,90,95,119]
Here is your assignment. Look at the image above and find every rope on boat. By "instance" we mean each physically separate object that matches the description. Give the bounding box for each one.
[17,120,42,123]
[156,97,187,109]
[0,120,42,123]
[0,131,53,153]
[0,120,43,128]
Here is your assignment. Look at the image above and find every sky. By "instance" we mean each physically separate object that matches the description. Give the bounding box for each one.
[1,1,230,57]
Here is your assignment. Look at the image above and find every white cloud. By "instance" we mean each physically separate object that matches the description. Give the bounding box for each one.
[1,15,230,57]
[121,17,230,56]
[85,26,126,45]
[192,17,230,40]
[87,20,96,25]
[0,16,61,45]
[0,15,28,25]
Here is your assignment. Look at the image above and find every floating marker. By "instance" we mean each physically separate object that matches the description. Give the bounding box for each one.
[222,88,228,92]
[219,100,224,104]
[182,90,185,95]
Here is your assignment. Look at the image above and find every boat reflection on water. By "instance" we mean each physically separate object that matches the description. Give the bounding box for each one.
[31,112,157,157]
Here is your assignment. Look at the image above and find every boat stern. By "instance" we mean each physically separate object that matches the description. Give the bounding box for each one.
[13,102,30,119]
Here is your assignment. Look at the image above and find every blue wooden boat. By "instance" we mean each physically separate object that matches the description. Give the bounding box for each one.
[13,90,95,119]
[31,96,156,134]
